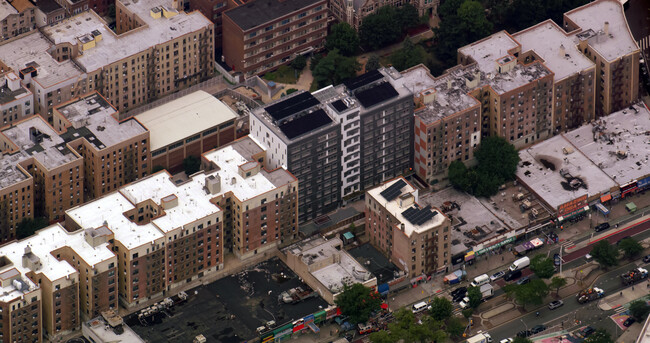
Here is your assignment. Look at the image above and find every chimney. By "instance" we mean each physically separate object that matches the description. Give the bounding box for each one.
[559,44,565,57]
[603,21,609,35]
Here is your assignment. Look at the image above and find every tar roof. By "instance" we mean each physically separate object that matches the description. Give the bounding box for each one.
[458,31,520,74]
[565,0,638,62]
[0,32,85,89]
[514,20,595,81]
[32,0,63,13]
[56,92,147,149]
[0,75,31,105]
[562,103,649,184]
[516,135,617,210]
[135,90,235,151]
[42,7,211,72]
[367,177,446,236]
[223,0,322,31]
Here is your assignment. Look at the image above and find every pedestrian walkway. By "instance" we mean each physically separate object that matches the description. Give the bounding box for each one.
[598,283,650,310]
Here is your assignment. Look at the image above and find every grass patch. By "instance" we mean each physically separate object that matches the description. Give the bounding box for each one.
[309,80,319,92]
[263,65,299,84]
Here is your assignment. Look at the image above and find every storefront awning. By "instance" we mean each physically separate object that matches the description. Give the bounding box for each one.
[600,194,612,202]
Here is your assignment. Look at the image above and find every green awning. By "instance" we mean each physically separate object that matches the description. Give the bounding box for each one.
[343,232,354,240]
[626,202,637,212]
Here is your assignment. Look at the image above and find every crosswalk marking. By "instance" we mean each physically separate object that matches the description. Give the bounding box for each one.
[615,306,628,314]
[560,240,575,249]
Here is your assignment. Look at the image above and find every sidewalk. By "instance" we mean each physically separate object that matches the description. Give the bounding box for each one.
[599,283,650,310]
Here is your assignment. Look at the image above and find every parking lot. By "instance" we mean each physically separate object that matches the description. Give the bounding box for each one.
[127,258,328,342]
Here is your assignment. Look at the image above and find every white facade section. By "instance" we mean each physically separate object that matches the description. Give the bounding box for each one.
[250,110,287,170]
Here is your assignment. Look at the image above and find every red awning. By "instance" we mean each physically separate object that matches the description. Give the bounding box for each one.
[381,303,388,310]
[601,194,612,202]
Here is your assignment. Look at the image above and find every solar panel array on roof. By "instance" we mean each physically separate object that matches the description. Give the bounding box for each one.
[355,82,399,108]
[380,179,406,201]
[343,69,383,91]
[279,109,333,139]
[265,92,320,121]
[401,205,438,226]
[331,100,348,112]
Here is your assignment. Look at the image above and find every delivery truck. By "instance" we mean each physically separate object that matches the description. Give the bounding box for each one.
[467,331,493,343]
[460,284,494,308]
[509,256,530,271]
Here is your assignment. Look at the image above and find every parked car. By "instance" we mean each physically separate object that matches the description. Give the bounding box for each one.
[643,255,650,263]
[624,317,636,327]
[580,326,595,338]
[517,330,531,338]
[491,270,506,282]
[554,253,561,266]
[451,287,467,298]
[504,270,522,282]
[594,222,610,232]
[530,325,546,334]
[499,338,514,343]
[516,276,530,285]
[548,300,564,310]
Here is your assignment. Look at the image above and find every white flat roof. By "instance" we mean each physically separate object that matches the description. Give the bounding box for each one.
[514,21,595,81]
[516,135,617,210]
[0,0,17,22]
[565,0,638,61]
[135,91,237,151]
[563,103,650,184]
[84,316,145,343]
[42,6,211,73]
[367,177,446,236]
[0,32,85,89]
[458,31,520,74]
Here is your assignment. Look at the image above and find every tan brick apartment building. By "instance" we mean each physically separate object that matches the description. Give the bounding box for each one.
[0,0,35,42]
[222,0,327,75]
[0,0,214,122]
[135,90,237,173]
[329,0,438,29]
[366,177,451,277]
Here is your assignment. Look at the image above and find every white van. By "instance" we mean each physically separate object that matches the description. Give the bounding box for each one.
[470,274,490,287]
[412,301,428,313]
[509,256,530,272]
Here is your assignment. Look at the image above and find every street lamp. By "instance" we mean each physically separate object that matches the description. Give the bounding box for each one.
[520,318,529,334]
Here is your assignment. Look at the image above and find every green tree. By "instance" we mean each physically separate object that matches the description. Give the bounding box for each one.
[590,240,619,268]
[448,160,469,191]
[467,286,482,308]
[461,308,473,319]
[630,300,650,321]
[395,4,420,31]
[335,283,382,324]
[369,330,394,343]
[437,0,465,19]
[290,55,307,71]
[549,276,567,296]
[389,38,427,71]
[326,23,360,56]
[584,329,613,343]
[371,308,447,343]
[310,54,323,71]
[513,279,549,309]
[474,136,519,182]
[16,217,49,239]
[513,337,533,343]
[151,165,165,173]
[619,237,643,259]
[285,88,298,95]
[365,54,381,71]
[434,0,492,66]
[429,297,453,321]
[445,316,465,338]
[312,49,361,88]
[183,155,201,176]
[359,6,401,50]
[530,255,556,279]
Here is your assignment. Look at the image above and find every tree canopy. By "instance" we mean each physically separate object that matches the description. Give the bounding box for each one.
[447,136,519,197]
[619,237,643,259]
[590,240,619,268]
[510,279,549,309]
[359,5,421,51]
[365,54,381,72]
[325,23,360,56]
[550,276,567,296]
[466,286,483,308]
[434,0,492,66]
[429,297,453,321]
[630,300,650,321]
[290,55,307,71]
[530,255,556,279]
[445,317,465,338]
[312,49,361,88]
[484,0,591,33]
[335,283,382,324]
[16,217,49,239]
[389,38,428,71]
[584,329,614,343]
[183,155,201,176]
[369,308,447,343]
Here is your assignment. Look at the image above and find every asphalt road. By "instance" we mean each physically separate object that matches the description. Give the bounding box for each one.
[624,0,650,41]
[484,218,650,341]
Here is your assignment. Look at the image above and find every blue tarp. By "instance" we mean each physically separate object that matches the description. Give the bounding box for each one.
[595,203,610,215]
[378,283,389,295]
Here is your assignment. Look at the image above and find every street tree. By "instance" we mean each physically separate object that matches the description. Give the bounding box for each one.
[461,308,473,319]
[630,299,650,321]
[335,283,382,324]
[365,54,381,71]
[549,276,567,296]
[466,286,482,308]
[513,279,549,309]
[590,240,619,268]
[183,155,201,176]
[429,297,453,321]
[512,337,533,343]
[584,329,614,343]
[619,237,643,259]
[445,316,465,338]
[369,330,394,343]
[312,49,361,88]
[530,255,556,279]
[325,23,360,56]
[371,308,447,343]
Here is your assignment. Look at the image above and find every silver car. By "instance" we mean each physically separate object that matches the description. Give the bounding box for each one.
[548,300,564,310]
[490,270,506,281]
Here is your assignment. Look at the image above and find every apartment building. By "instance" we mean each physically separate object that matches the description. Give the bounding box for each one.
[0,260,41,343]
[32,0,65,27]
[0,72,33,126]
[65,136,297,306]
[52,91,150,199]
[365,177,451,277]
[329,0,438,29]
[135,90,236,173]
[222,0,327,75]
[251,68,413,223]
[0,0,35,42]
[189,0,250,51]
[52,0,88,17]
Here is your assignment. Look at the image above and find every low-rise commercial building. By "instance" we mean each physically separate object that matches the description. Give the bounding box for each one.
[365,177,451,277]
